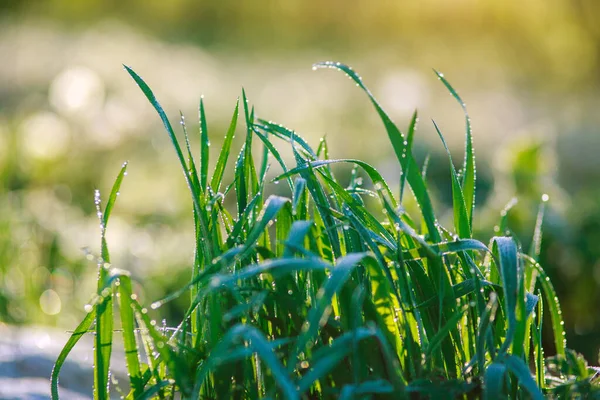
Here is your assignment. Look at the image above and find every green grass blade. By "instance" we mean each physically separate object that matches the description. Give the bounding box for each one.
[484,362,507,400]
[505,355,545,400]
[273,158,398,209]
[211,99,239,192]
[117,276,143,397]
[522,254,566,356]
[245,195,290,246]
[432,119,470,239]
[102,162,128,229]
[199,98,209,193]
[434,70,475,228]
[492,236,521,356]
[124,65,202,216]
[400,110,417,202]
[313,62,439,241]
[289,253,370,368]
[51,309,96,399]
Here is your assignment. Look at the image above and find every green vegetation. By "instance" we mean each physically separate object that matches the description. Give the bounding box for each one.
[52,63,600,399]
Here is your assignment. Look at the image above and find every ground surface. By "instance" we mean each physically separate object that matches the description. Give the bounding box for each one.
[0,325,127,399]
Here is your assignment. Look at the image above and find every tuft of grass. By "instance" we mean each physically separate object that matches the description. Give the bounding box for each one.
[52,62,600,399]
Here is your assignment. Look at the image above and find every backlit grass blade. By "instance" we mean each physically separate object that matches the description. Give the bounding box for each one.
[211,99,239,192]
[102,162,128,229]
[522,254,566,356]
[51,308,96,399]
[432,119,470,239]
[273,158,398,209]
[245,195,290,246]
[252,126,294,191]
[400,110,418,202]
[124,65,202,216]
[434,70,475,228]
[199,98,209,193]
[117,275,143,398]
[256,120,317,160]
[313,61,440,241]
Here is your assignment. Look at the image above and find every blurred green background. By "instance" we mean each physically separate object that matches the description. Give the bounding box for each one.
[1,0,599,363]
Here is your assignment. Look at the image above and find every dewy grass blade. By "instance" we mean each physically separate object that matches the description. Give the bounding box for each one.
[434,70,475,229]
[51,309,96,399]
[313,62,440,241]
[522,254,566,356]
[117,275,143,397]
[124,65,202,218]
[102,162,128,229]
[400,111,418,202]
[492,237,520,354]
[504,355,545,400]
[432,119,470,239]
[211,99,239,192]
[199,98,209,193]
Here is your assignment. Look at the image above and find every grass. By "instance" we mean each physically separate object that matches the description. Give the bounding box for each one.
[51,62,600,399]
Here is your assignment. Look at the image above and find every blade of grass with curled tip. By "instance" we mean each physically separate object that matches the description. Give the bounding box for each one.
[51,309,96,399]
[313,61,440,241]
[432,120,470,239]
[211,99,239,193]
[102,162,128,229]
[434,70,475,229]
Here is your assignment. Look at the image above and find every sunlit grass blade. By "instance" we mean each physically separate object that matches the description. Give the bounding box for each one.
[434,69,475,228]
[199,98,209,193]
[117,275,143,398]
[400,110,417,202]
[102,162,128,229]
[313,61,440,241]
[51,308,96,399]
[211,99,239,192]
[124,65,202,216]
[273,158,398,209]
[522,254,566,356]
[432,119,470,239]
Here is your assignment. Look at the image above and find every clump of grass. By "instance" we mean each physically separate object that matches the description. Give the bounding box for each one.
[52,62,600,399]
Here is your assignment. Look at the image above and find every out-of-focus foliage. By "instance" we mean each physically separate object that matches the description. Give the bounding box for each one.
[1,0,599,363]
